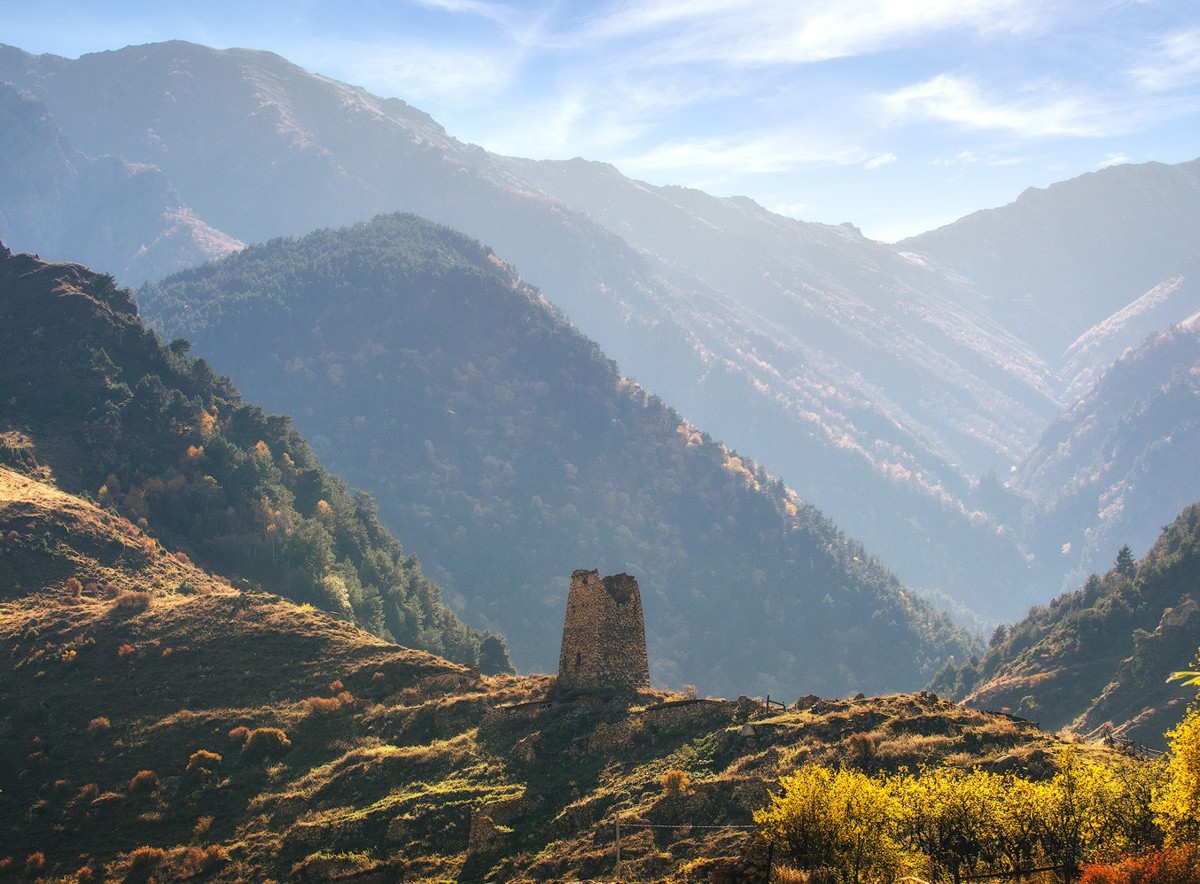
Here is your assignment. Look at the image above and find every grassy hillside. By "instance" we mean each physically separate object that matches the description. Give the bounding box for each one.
[0,244,504,670]
[139,213,974,697]
[0,465,1085,880]
[931,503,1200,747]
[0,465,481,880]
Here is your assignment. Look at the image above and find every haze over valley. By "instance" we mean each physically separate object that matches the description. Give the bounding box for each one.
[3,40,1200,631]
[3,11,1200,878]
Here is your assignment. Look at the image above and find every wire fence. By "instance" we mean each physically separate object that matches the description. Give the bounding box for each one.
[609,814,1084,884]
[612,816,762,881]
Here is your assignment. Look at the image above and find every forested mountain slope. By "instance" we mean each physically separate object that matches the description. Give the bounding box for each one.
[932,504,1200,747]
[0,244,502,669]
[140,214,973,697]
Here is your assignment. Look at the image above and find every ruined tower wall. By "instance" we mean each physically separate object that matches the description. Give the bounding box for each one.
[557,569,650,694]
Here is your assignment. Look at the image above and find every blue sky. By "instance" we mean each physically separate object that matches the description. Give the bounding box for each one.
[3,0,1199,240]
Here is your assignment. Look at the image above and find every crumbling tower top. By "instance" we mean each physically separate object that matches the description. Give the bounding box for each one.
[557,569,650,694]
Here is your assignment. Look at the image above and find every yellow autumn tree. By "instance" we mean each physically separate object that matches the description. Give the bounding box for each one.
[755,764,904,884]
[990,773,1049,875]
[1043,746,1125,872]
[891,766,1003,884]
[1157,706,1200,844]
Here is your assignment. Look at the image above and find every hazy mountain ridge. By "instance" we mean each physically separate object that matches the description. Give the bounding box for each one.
[0,39,1055,619]
[4,40,1200,626]
[902,158,1200,364]
[0,41,467,247]
[491,156,1063,615]
[502,154,1060,457]
[1015,321,1200,588]
[1061,267,1200,398]
[0,79,240,280]
[139,213,976,697]
[0,244,502,669]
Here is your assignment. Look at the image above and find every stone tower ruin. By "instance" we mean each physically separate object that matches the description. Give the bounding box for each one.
[557,569,650,694]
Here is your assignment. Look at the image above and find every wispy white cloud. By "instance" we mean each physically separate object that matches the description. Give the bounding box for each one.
[484,92,654,157]
[864,152,897,170]
[879,73,1121,138]
[294,0,558,105]
[308,39,520,104]
[616,131,868,178]
[410,0,514,22]
[583,0,1049,66]
[1097,152,1132,168]
[932,150,1027,167]
[476,64,743,159]
[933,150,979,166]
[1131,26,1200,92]
[983,155,1028,166]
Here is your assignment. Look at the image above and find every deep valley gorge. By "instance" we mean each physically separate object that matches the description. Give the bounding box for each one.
[3,25,1200,883]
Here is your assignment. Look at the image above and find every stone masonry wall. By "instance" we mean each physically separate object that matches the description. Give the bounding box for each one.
[557,569,650,694]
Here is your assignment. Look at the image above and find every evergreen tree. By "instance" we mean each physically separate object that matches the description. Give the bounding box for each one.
[1115,544,1136,577]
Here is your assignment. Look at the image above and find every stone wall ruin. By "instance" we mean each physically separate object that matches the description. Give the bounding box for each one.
[557,569,650,694]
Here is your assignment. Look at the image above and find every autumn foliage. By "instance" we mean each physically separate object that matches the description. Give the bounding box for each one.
[185,749,222,779]
[125,846,166,881]
[661,768,692,795]
[304,695,342,715]
[241,727,291,761]
[1081,847,1200,884]
[128,769,160,793]
[112,590,152,611]
[1157,706,1200,843]
[756,745,1182,884]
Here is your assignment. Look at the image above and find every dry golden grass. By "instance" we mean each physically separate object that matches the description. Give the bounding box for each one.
[185,749,222,776]
[661,768,693,794]
[0,467,1110,883]
[0,465,230,601]
[111,590,152,612]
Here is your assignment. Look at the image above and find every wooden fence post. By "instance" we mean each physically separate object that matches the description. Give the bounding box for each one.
[615,813,621,880]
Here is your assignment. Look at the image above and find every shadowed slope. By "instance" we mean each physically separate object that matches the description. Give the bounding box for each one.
[0,244,502,669]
